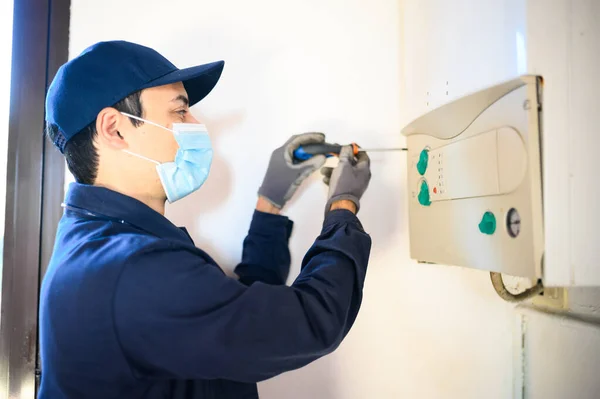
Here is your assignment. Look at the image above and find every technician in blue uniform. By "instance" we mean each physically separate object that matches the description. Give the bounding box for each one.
[39,40,372,399]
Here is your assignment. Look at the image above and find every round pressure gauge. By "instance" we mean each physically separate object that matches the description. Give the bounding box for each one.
[506,208,521,238]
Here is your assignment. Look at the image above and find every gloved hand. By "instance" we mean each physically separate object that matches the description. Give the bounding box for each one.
[258,133,327,209]
[321,145,371,214]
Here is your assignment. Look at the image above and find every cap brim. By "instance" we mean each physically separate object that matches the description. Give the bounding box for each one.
[140,60,224,106]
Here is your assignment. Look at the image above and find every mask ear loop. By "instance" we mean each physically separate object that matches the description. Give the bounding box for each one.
[122,150,161,165]
[120,112,177,165]
[120,112,174,134]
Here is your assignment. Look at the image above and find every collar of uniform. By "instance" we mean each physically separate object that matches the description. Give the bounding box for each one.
[64,182,192,243]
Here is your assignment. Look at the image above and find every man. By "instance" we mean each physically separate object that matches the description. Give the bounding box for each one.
[40,40,372,399]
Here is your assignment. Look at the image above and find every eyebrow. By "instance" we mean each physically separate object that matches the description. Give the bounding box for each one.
[170,95,189,106]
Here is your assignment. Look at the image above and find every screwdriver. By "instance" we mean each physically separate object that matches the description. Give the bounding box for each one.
[293,142,408,161]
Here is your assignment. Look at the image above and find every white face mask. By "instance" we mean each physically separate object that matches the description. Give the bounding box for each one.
[120,112,213,203]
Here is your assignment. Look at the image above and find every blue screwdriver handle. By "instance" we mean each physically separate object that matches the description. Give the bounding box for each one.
[293,143,359,161]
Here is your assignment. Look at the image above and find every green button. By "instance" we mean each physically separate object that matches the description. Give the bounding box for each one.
[478,211,496,235]
[417,149,429,175]
[418,180,431,206]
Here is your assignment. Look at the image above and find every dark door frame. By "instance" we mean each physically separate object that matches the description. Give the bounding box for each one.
[0,0,70,397]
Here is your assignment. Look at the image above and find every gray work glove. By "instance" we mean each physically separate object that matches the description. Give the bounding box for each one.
[258,133,327,208]
[321,145,371,214]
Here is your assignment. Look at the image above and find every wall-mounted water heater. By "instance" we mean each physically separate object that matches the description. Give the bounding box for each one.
[401,76,543,280]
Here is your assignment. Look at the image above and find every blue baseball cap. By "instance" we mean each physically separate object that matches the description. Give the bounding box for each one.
[45,40,224,153]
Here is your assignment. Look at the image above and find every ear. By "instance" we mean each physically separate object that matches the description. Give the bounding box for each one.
[96,107,128,150]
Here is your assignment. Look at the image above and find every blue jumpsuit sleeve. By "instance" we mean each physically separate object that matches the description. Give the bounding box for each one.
[113,209,371,383]
[234,210,294,286]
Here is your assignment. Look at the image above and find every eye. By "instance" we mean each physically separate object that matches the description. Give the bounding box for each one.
[176,109,188,117]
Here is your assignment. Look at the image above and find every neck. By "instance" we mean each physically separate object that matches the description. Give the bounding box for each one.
[93,180,166,215]
[134,192,166,215]
[95,153,167,215]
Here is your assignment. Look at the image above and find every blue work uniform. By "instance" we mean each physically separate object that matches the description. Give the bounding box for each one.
[39,183,371,398]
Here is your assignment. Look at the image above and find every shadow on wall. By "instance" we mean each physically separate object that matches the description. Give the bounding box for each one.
[358,151,404,249]
[284,118,405,276]
[322,120,404,249]
[166,108,245,269]
[159,30,280,272]
[259,355,340,399]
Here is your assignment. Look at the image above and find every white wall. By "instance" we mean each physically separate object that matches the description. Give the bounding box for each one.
[525,0,600,286]
[68,0,600,398]
[516,308,600,399]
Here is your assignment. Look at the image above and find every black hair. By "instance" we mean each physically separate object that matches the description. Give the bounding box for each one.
[45,90,144,185]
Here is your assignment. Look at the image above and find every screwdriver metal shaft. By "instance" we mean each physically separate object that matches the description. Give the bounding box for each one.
[359,147,408,152]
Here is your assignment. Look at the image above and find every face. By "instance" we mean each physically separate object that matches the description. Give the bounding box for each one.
[94,82,201,202]
[123,82,199,163]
